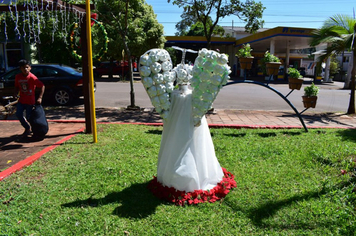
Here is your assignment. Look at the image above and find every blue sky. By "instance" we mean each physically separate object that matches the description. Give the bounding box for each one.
[145,0,356,36]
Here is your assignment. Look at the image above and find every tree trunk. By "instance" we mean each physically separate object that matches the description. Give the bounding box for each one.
[347,52,356,114]
[123,41,137,109]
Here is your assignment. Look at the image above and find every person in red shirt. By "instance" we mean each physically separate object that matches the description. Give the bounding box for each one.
[14,59,45,137]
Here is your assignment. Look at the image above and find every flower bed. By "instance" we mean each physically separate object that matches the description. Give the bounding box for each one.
[148,168,236,206]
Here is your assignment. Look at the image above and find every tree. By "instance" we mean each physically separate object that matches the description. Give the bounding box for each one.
[310,14,356,114]
[96,0,166,108]
[176,17,225,37]
[168,0,265,49]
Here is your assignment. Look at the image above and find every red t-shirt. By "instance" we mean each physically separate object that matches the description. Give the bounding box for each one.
[15,72,44,105]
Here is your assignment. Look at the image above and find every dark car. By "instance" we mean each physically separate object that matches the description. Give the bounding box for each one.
[0,64,95,106]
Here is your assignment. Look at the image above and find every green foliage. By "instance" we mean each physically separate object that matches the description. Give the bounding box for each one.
[304,83,320,97]
[169,0,265,48]
[259,51,280,75]
[236,43,253,58]
[1,125,356,235]
[288,67,302,79]
[262,51,280,63]
[95,0,166,61]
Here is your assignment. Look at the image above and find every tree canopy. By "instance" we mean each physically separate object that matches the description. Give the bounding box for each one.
[168,0,265,48]
[310,14,356,114]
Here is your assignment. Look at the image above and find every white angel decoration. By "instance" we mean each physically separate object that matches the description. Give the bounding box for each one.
[140,47,236,205]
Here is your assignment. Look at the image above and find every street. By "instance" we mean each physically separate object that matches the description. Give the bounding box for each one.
[93,79,350,114]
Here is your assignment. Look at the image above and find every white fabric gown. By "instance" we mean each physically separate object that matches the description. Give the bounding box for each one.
[156,86,223,192]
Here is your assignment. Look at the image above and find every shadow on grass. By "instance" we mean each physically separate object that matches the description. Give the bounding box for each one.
[337,129,356,142]
[62,181,162,218]
[146,130,162,135]
[227,180,356,231]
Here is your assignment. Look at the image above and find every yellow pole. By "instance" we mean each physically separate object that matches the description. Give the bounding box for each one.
[85,0,98,143]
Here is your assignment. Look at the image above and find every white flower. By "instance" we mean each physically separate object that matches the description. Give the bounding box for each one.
[217,53,228,65]
[214,64,227,75]
[190,76,200,88]
[198,48,209,57]
[153,73,164,84]
[161,61,172,72]
[206,51,218,62]
[156,84,166,95]
[202,92,213,102]
[148,85,157,97]
[142,77,153,89]
[165,82,174,93]
[159,93,170,103]
[140,54,149,66]
[151,96,160,107]
[192,66,202,77]
[211,75,222,86]
[139,66,151,77]
[149,50,160,63]
[159,50,170,62]
[194,56,205,68]
[177,68,188,80]
[202,60,214,72]
[161,100,171,110]
[200,71,212,82]
[150,62,162,74]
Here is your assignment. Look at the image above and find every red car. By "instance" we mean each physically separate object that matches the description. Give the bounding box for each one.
[93,61,130,79]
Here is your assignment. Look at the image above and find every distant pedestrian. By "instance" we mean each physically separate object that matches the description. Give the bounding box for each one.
[14,59,45,137]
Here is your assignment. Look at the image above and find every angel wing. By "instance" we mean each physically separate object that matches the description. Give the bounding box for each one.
[139,49,176,120]
[190,48,231,126]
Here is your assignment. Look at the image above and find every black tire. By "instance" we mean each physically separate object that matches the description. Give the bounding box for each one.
[53,88,73,106]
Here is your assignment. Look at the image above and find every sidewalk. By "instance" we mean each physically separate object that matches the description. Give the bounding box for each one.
[1,107,356,180]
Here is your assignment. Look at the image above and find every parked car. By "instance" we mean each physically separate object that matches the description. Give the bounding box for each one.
[0,64,96,106]
[93,61,130,79]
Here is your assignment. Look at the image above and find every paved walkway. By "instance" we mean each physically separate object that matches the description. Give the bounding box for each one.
[1,107,356,180]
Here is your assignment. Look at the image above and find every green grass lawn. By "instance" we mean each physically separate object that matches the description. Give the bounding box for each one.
[1,124,356,235]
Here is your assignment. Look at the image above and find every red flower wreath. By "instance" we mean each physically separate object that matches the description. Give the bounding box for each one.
[148,168,236,206]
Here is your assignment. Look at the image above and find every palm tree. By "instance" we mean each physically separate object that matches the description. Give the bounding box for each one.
[310,14,356,114]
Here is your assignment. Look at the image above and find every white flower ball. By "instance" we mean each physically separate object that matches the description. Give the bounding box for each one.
[156,84,166,95]
[140,54,149,66]
[165,82,174,93]
[207,83,219,94]
[202,92,213,102]
[199,81,209,92]
[151,96,160,107]
[200,71,212,82]
[190,76,200,88]
[159,50,170,62]
[161,100,171,110]
[148,85,157,97]
[142,77,153,89]
[202,60,214,72]
[192,66,202,77]
[140,66,151,77]
[149,50,160,63]
[214,64,227,75]
[211,75,222,86]
[150,62,162,74]
[206,51,218,62]
[159,93,170,105]
[153,73,164,84]
[199,48,209,57]
[194,56,205,68]
[161,61,172,72]
[177,68,188,80]
[217,53,228,65]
